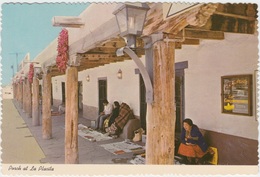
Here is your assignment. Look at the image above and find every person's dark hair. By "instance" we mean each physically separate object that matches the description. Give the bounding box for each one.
[183,118,193,126]
[114,101,120,107]
[103,99,108,104]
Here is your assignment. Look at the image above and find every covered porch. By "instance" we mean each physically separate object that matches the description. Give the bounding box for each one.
[12,2,258,165]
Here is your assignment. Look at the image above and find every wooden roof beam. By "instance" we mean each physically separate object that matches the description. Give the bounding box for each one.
[80,57,131,64]
[86,47,118,54]
[214,11,256,21]
[182,38,200,45]
[176,28,224,40]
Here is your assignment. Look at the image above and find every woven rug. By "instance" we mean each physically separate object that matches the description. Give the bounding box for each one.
[78,124,112,142]
[100,140,144,155]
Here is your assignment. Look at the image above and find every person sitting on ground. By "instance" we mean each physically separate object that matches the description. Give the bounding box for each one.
[95,99,113,131]
[105,102,134,136]
[178,118,209,164]
[103,101,120,131]
[108,101,120,127]
[58,102,65,114]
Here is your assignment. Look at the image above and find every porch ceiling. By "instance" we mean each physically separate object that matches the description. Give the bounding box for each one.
[48,3,257,77]
[76,37,145,72]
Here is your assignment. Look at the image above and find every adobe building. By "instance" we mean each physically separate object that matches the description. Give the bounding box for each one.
[12,3,258,165]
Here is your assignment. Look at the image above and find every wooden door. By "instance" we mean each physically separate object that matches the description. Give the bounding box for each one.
[175,69,185,134]
[51,84,53,105]
[139,75,147,131]
[62,82,65,104]
[98,79,107,113]
[78,81,83,110]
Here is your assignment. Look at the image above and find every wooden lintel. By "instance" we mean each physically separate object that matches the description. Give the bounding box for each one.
[214,11,256,21]
[87,47,117,54]
[101,41,125,48]
[100,37,143,48]
[81,53,112,59]
[183,38,200,45]
[175,42,182,49]
[176,28,224,40]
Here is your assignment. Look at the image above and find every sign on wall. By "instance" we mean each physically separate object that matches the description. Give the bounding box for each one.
[221,74,253,116]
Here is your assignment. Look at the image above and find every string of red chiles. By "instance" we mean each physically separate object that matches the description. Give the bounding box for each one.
[56,28,69,73]
[28,63,34,83]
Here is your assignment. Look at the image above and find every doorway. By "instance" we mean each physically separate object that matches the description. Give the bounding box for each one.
[175,61,187,134]
[139,75,147,131]
[51,83,53,105]
[98,78,107,114]
[139,61,187,134]
[78,81,83,110]
[61,82,65,104]
[175,69,185,134]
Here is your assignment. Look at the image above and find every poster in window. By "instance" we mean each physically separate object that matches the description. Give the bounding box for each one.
[221,74,252,116]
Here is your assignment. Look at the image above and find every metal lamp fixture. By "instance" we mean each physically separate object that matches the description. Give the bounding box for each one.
[117,69,122,79]
[86,75,90,82]
[113,2,153,103]
[113,3,150,48]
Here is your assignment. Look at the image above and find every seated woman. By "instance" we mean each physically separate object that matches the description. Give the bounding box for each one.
[103,101,120,131]
[105,102,134,136]
[108,101,120,127]
[178,118,209,164]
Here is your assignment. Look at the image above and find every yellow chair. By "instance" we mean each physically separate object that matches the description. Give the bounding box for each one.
[208,146,218,165]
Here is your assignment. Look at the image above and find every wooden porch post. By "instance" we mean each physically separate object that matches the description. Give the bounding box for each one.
[12,83,15,100]
[17,83,20,106]
[146,40,176,164]
[22,80,26,111]
[15,84,17,101]
[28,80,32,118]
[32,76,40,126]
[13,83,16,100]
[20,83,23,108]
[17,83,20,105]
[42,72,52,139]
[24,79,32,118]
[65,66,79,164]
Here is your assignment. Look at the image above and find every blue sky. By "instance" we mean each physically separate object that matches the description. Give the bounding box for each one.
[1,3,90,86]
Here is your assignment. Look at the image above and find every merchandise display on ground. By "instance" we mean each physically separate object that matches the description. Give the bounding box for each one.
[100,140,144,155]
[78,124,112,142]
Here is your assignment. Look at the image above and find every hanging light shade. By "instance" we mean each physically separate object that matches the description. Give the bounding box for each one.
[117,69,122,79]
[86,75,90,82]
[113,3,150,37]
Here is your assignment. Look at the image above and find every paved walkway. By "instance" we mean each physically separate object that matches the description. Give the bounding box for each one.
[1,99,45,164]
[3,99,140,164]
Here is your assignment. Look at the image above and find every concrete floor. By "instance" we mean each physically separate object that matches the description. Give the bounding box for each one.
[2,99,141,164]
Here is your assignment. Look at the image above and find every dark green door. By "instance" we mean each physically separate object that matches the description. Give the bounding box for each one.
[98,79,107,113]
[139,75,147,131]
[175,69,185,134]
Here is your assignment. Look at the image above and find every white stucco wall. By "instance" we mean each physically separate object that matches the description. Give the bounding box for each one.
[69,3,118,45]
[175,32,258,140]
[79,58,144,116]
[52,75,65,103]
[52,57,145,116]
[52,32,258,140]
